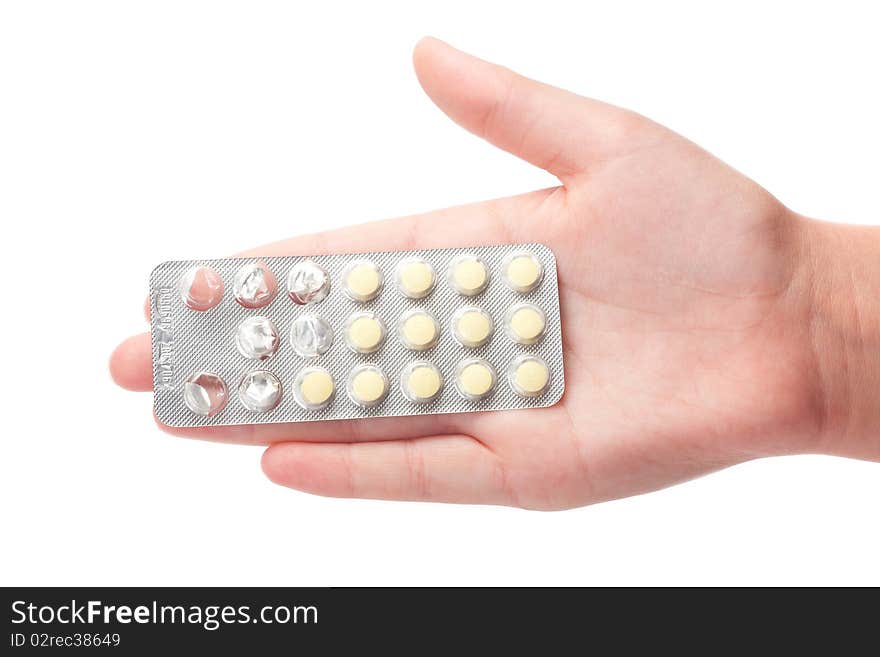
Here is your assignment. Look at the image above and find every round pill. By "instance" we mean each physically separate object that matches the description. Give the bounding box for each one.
[234,316,280,360]
[294,367,335,410]
[290,314,334,358]
[179,266,224,312]
[452,306,493,348]
[287,259,330,305]
[508,355,551,397]
[395,257,435,298]
[401,361,443,403]
[503,251,544,293]
[505,303,547,345]
[346,365,389,408]
[399,310,440,351]
[183,372,228,416]
[448,255,489,296]
[343,260,383,302]
[238,370,283,413]
[454,359,497,401]
[344,312,386,354]
[232,261,278,308]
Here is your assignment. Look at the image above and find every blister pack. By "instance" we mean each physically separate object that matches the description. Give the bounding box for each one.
[150,243,564,427]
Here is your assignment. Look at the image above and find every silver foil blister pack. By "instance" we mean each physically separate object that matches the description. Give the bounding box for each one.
[150,243,565,427]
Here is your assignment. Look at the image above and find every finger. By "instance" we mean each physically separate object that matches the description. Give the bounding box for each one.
[109,333,153,391]
[160,412,470,446]
[261,434,512,505]
[239,188,553,257]
[412,37,647,180]
[138,188,554,322]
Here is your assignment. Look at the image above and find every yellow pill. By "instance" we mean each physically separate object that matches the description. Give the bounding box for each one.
[508,305,546,344]
[505,253,543,292]
[344,261,382,301]
[345,314,385,353]
[405,364,442,402]
[450,256,489,295]
[349,367,388,406]
[453,308,493,348]
[457,361,495,399]
[512,358,550,396]
[299,369,335,407]
[401,311,439,350]
[397,259,435,298]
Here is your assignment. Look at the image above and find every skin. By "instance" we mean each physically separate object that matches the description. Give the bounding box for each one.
[109,38,880,510]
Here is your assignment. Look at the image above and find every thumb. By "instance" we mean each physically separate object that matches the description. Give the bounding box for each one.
[413,37,646,181]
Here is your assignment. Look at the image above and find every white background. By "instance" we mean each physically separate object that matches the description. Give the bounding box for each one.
[1,1,878,586]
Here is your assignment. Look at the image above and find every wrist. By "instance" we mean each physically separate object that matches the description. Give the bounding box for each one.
[796,216,880,461]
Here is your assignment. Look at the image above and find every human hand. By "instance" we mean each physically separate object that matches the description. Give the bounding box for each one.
[110,37,877,509]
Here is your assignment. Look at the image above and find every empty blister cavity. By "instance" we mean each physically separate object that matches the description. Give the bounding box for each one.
[503,251,544,293]
[398,309,440,351]
[448,254,489,296]
[293,366,335,411]
[235,316,280,360]
[451,306,494,348]
[343,260,383,302]
[290,314,334,358]
[504,303,546,345]
[179,266,224,311]
[400,361,443,404]
[346,364,389,408]
[238,370,283,412]
[233,261,278,308]
[395,257,435,299]
[454,358,497,401]
[183,372,228,416]
[287,259,330,305]
[508,354,550,397]
[344,311,387,354]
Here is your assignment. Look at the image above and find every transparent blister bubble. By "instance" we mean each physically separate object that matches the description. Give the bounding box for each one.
[235,316,280,360]
[238,370,283,412]
[290,314,334,358]
[342,259,384,302]
[447,254,490,296]
[287,260,330,305]
[179,266,224,311]
[395,257,436,299]
[451,305,494,348]
[233,261,278,309]
[502,251,544,293]
[400,360,444,404]
[454,358,497,402]
[503,302,547,345]
[346,364,389,408]
[293,366,336,411]
[183,372,228,416]
[397,309,440,351]
[344,311,387,354]
[507,354,551,398]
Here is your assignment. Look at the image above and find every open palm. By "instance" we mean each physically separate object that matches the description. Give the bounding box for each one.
[111,38,818,509]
